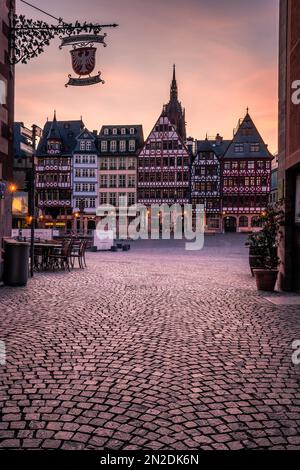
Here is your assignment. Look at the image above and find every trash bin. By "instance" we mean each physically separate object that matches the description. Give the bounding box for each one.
[3,241,30,286]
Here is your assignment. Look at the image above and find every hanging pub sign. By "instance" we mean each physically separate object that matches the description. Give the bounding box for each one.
[60,34,107,87]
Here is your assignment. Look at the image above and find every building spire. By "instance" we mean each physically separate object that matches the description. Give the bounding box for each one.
[170,64,178,101]
[53,109,57,122]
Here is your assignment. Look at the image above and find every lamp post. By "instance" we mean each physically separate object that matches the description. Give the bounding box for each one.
[29,124,37,278]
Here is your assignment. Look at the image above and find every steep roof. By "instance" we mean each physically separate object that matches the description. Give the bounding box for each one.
[163,65,186,141]
[47,112,62,141]
[223,111,272,159]
[37,118,84,156]
[196,138,231,158]
[138,112,189,158]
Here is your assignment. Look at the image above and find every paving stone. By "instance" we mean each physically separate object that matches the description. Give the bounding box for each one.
[0,236,300,450]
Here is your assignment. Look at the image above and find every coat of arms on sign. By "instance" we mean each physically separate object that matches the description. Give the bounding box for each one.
[60,33,107,86]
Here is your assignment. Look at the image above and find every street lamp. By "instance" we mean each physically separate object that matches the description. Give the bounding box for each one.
[8,183,17,193]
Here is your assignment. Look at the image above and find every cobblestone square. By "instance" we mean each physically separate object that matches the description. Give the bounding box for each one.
[0,234,300,450]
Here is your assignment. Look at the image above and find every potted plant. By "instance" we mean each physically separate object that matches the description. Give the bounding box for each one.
[246,231,266,276]
[247,203,284,291]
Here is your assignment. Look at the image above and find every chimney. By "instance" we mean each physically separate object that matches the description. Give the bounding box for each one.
[215,133,223,144]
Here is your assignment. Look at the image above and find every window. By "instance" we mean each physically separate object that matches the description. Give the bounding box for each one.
[119,175,126,188]
[130,127,135,135]
[110,140,117,152]
[0,79,7,105]
[100,175,108,188]
[99,193,107,204]
[109,175,117,187]
[129,140,135,151]
[86,141,92,151]
[250,143,260,152]
[100,158,108,170]
[109,193,117,205]
[128,158,135,170]
[121,128,126,135]
[119,157,126,170]
[75,183,81,192]
[234,143,244,153]
[207,217,220,229]
[109,158,117,170]
[112,128,117,135]
[239,216,248,228]
[101,140,107,152]
[128,193,135,205]
[248,161,255,170]
[257,161,265,169]
[103,128,109,135]
[80,141,85,151]
[128,176,135,188]
[120,140,126,152]
[224,162,230,170]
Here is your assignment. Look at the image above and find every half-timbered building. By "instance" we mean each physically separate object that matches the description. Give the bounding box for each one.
[221,111,273,232]
[36,113,83,232]
[191,135,230,232]
[137,113,190,209]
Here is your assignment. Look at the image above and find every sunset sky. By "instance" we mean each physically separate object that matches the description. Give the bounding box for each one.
[15,0,279,152]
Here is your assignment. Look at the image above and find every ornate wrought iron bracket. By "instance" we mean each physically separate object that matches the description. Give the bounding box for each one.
[10,14,118,65]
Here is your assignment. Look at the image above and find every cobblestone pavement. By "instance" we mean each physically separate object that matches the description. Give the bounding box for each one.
[0,234,300,450]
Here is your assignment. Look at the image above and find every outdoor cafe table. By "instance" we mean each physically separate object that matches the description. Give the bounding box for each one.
[34,242,62,271]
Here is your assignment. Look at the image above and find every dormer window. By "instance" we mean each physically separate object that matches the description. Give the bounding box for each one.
[80,141,85,151]
[101,140,107,152]
[113,128,117,135]
[250,143,260,152]
[104,128,109,135]
[110,140,117,152]
[120,140,126,152]
[130,127,135,135]
[121,128,126,135]
[86,141,92,151]
[129,140,135,151]
[47,140,61,154]
[234,143,244,153]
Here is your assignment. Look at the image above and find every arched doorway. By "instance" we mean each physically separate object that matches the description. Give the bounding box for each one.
[224,216,237,233]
